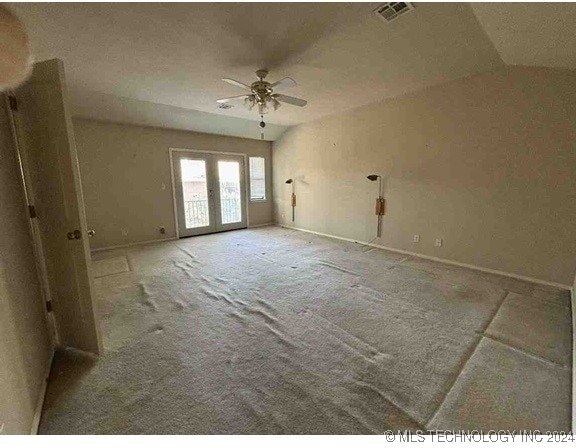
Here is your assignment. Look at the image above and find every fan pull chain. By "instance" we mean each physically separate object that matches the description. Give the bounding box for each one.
[260,114,265,140]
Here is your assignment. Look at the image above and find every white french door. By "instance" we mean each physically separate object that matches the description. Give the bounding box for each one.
[172,150,247,237]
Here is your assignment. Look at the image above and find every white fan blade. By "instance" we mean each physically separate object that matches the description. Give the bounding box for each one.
[216,94,249,103]
[275,94,307,107]
[270,77,297,90]
[222,78,251,91]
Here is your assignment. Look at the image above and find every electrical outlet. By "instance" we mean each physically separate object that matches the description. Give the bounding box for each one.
[121,229,128,237]
[435,238,443,247]
[413,234,420,243]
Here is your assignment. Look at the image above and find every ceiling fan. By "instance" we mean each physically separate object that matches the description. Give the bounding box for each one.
[217,69,307,116]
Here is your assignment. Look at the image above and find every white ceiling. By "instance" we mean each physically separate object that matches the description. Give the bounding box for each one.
[8,3,576,140]
[470,3,576,69]
[70,90,288,141]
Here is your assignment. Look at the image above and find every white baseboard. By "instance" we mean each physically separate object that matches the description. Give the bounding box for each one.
[278,224,571,291]
[572,285,576,433]
[248,222,274,229]
[91,237,178,253]
[30,348,54,435]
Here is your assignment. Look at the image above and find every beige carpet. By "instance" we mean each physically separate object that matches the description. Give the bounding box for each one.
[39,226,572,434]
[92,255,130,278]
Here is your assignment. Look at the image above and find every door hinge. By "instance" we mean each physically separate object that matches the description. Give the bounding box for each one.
[28,205,37,219]
[8,95,17,111]
[45,300,52,313]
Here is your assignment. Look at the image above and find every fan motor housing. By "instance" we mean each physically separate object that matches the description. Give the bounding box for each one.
[251,80,272,101]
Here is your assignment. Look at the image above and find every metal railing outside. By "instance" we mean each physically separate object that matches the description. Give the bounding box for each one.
[184,198,241,228]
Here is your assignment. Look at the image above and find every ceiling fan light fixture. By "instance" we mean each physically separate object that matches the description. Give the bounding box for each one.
[258,102,269,115]
[218,70,307,137]
[269,96,281,111]
[244,95,256,111]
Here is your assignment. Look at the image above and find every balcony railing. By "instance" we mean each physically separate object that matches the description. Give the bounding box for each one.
[184,199,209,228]
[184,198,241,228]
[220,197,241,224]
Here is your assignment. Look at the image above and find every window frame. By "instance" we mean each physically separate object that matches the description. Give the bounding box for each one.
[248,156,267,202]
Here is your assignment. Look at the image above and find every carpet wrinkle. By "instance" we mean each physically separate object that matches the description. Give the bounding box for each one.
[136,282,158,311]
[151,324,164,334]
[270,329,421,432]
[305,312,384,364]
[228,311,247,325]
[176,246,198,261]
[248,361,382,434]
[172,260,197,279]
[317,260,361,276]
[350,283,473,336]
[311,400,378,434]
[171,300,185,311]
[234,391,287,433]
[137,282,152,298]
[254,298,277,315]
[361,266,509,332]
[246,306,277,325]
[264,324,300,350]
[384,256,413,271]
[351,379,415,426]
[200,286,236,307]
[43,227,570,433]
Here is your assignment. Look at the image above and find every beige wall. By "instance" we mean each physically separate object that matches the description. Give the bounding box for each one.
[273,67,576,286]
[0,99,51,434]
[73,119,273,250]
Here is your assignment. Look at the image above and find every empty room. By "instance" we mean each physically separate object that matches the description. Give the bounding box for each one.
[1,1,575,441]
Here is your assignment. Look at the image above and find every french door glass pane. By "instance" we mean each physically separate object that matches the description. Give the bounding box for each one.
[218,161,242,224]
[181,159,209,228]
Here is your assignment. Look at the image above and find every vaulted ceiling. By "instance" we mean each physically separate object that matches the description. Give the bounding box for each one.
[8,3,576,140]
[470,3,576,69]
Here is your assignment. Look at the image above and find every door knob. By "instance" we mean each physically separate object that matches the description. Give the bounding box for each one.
[87,229,96,237]
[67,230,82,240]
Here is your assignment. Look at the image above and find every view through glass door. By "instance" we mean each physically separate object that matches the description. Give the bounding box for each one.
[172,150,247,237]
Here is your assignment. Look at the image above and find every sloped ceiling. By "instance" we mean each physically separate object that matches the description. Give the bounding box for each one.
[470,3,576,69]
[9,3,575,140]
[69,90,287,141]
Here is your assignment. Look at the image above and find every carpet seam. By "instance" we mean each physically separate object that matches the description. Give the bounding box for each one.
[424,290,511,428]
[480,333,569,370]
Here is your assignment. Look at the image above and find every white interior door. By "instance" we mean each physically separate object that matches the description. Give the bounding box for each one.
[12,59,103,354]
[172,150,247,237]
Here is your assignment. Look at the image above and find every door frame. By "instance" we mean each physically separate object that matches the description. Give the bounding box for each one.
[4,95,59,348]
[169,147,251,238]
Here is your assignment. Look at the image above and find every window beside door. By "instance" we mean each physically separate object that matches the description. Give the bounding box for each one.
[249,157,266,201]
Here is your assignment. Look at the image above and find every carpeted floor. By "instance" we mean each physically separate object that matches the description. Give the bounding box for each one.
[39,226,572,434]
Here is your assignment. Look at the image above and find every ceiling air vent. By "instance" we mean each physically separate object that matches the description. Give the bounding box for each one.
[217,103,233,110]
[373,2,414,23]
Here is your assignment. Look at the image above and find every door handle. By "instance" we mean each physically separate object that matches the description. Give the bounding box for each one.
[87,229,96,237]
[67,229,82,240]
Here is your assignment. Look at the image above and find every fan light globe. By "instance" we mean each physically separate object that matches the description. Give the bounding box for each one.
[0,5,32,90]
